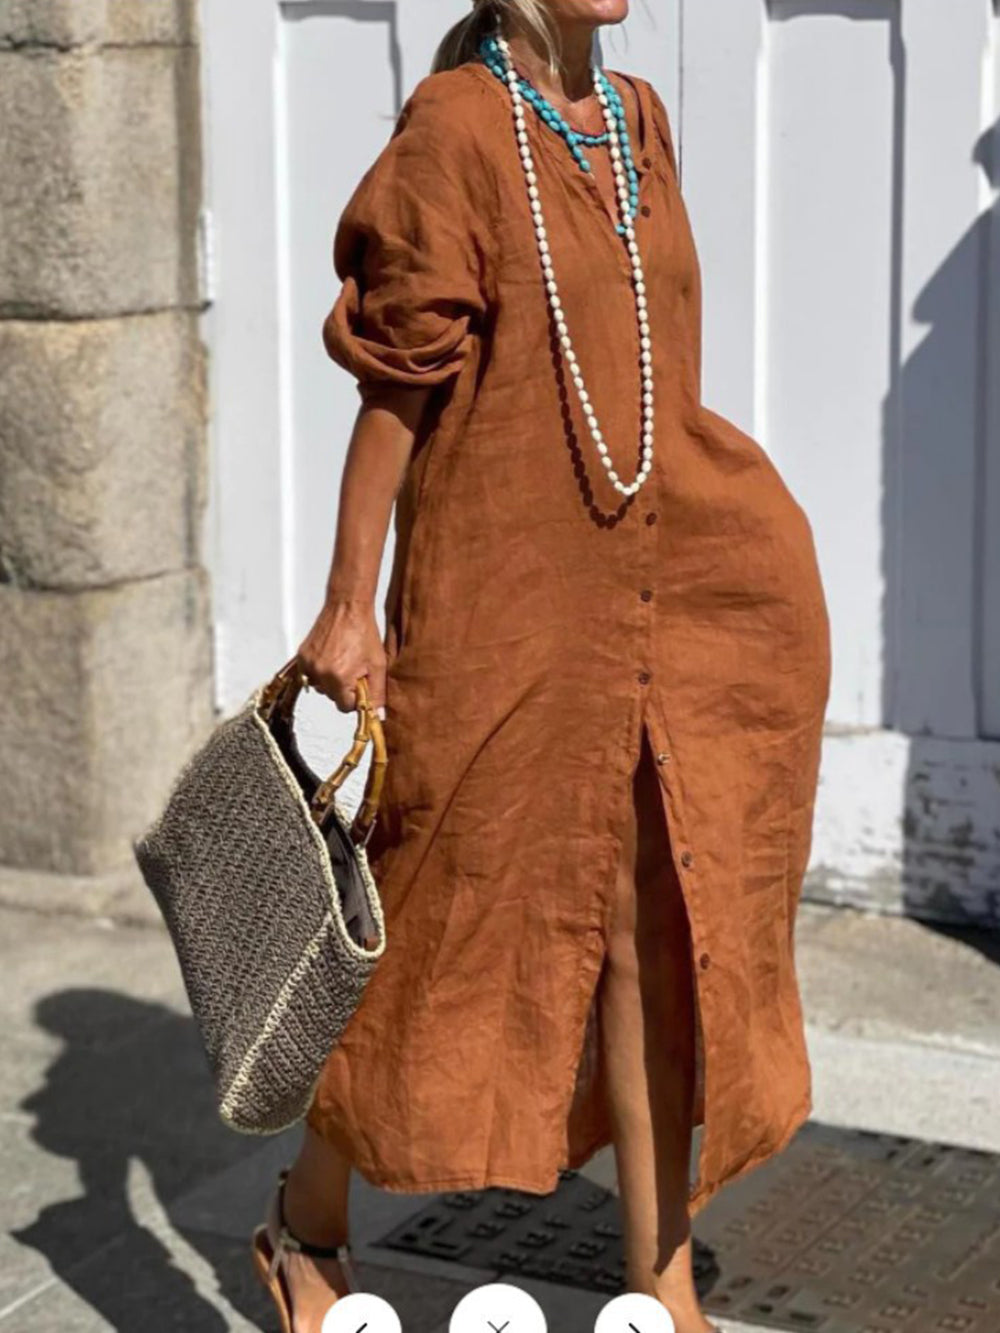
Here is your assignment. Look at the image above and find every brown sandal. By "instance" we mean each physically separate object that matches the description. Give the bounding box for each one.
[251,1167,360,1332]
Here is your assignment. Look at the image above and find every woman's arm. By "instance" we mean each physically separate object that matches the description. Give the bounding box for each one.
[296,384,431,713]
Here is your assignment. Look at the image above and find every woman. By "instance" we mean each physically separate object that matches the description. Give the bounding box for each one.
[252,1,832,1329]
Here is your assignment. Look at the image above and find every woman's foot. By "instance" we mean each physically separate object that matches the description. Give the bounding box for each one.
[653,1299,717,1333]
[251,1168,359,1333]
[643,1284,717,1333]
[630,1286,715,1333]
[627,1234,716,1333]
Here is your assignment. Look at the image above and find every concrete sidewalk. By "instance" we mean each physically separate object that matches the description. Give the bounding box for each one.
[1,875,998,1332]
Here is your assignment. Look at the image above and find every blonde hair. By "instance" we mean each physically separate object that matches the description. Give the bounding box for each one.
[432,0,561,78]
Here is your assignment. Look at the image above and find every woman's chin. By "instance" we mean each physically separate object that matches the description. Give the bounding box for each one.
[549,0,630,27]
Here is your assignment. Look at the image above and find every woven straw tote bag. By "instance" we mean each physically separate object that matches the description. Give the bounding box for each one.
[133,657,387,1135]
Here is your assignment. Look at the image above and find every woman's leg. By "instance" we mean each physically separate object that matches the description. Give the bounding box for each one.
[265,1125,354,1328]
[598,726,712,1333]
[283,1123,352,1245]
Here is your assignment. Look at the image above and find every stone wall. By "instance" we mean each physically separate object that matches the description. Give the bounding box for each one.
[0,0,213,875]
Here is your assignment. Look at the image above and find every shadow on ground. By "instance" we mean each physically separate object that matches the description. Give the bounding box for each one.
[12,988,275,1332]
[920,919,1000,968]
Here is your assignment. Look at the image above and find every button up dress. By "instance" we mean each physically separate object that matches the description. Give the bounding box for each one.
[306,58,832,1217]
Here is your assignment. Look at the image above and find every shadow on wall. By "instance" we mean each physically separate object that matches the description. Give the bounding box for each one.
[12,989,279,1332]
[285,0,402,114]
[881,113,1000,930]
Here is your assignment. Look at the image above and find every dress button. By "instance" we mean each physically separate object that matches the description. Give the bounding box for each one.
[645,512,657,526]
[641,204,652,217]
[680,850,694,868]
[642,155,653,169]
[699,952,711,970]
[656,751,670,765]
[639,588,653,602]
[637,670,651,685]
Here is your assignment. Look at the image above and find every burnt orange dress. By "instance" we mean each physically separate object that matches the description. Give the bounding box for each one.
[307,58,832,1216]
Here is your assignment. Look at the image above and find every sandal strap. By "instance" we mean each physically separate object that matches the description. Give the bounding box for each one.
[276,1226,353,1262]
[270,1167,358,1285]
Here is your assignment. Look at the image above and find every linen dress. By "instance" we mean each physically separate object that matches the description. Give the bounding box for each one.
[306,58,832,1217]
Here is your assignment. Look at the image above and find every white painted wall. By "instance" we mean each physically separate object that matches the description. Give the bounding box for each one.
[202,0,1000,921]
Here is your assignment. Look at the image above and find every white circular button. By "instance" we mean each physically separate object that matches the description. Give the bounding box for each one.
[450,1282,547,1331]
[595,1292,676,1332]
[321,1292,402,1332]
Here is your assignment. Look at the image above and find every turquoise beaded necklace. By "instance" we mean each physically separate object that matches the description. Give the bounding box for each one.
[477,34,640,235]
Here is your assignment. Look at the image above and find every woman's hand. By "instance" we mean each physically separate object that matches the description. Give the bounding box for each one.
[296,599,387,716]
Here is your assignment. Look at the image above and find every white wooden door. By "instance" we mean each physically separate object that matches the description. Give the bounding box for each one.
[201,0,404,716]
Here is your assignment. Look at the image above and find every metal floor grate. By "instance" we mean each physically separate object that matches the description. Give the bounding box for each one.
[695,1123,1000,1333]
[374,1123,1000,1332]
[377,1166,634,1295]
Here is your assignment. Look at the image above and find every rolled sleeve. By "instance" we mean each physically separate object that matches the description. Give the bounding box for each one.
[322,77,494,395]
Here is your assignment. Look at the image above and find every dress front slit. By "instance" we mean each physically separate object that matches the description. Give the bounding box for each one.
[564,712,705,1190]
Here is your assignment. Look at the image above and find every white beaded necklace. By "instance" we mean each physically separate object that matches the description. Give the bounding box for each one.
[495,34,654,499]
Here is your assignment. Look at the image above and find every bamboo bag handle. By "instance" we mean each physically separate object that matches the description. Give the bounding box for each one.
[258,658,388,847]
